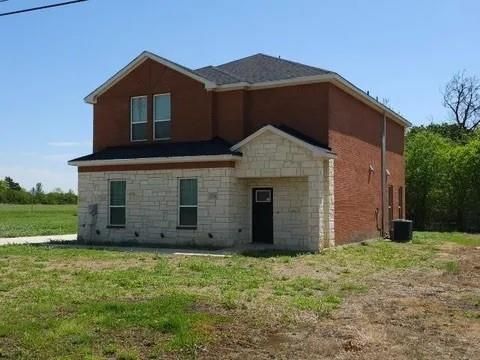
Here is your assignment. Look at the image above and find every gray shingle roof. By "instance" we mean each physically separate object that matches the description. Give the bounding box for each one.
[70,138,241,163]
[195,53,332,85]
[194,66,242,85]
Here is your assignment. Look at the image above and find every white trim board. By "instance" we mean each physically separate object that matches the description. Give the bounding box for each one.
[231,125,337,159]
[214,74,411,127]
[84,51,217,104]
[84,51,411,127]
[68,154,242,167]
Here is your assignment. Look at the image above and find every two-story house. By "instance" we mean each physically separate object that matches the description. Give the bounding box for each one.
[69,51,410,251]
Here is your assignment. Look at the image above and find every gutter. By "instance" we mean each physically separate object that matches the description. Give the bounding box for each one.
[381,111,387,237]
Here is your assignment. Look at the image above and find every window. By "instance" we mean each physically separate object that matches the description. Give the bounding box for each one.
[255,190,272,203]
[154,93,171,140]
[131,96,147,141]
[398,186,404,219]
[109,180,126,226]
[178,178,197,227]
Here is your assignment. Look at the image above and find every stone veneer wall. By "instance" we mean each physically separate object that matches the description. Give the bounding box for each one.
[77,130,335,251]
[77,167,247,248]
[239,177,309,249]
[234,130,335,251]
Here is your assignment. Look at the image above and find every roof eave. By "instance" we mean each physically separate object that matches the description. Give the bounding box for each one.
[214,74,410,127]
[231,125,337,159]
[84,51,411,127]
[84,51,217,104]
[329,74,412,127]
[68,154,242,167]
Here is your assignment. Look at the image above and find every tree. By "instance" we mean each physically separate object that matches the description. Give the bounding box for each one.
[443,71,480,131]
[405,131,450,229]
[35,182,44,195]
[408,122,470,143]
[4,176,21,191]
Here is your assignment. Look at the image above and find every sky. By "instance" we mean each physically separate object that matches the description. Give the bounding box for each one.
[0,0,479,192]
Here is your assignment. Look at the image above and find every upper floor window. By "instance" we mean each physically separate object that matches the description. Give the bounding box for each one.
[131,96,147,141]
[154,93,171,140]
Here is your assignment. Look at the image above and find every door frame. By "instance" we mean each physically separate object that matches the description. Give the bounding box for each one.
[250,186,274,244]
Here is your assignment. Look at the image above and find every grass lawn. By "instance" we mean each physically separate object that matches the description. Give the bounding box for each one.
[0,204,77,238]
[0,232,479,359]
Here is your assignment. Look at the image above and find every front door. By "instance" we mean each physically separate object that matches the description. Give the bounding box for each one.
[252,188,273,243]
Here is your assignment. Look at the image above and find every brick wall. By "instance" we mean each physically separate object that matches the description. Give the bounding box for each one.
[328,85,405,244]
[93,59,213,151]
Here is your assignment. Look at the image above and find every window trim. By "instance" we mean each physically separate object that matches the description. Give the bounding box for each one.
[108,180,126,227]
[153,93,171,141]
[177,177,198,228]
[255,189,272,203]
[130,95,148,142]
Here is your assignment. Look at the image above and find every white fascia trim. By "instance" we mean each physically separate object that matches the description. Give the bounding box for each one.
[68,154,242,167]
[84,51,411,126]
[230,125,336,159]
[214,74,411,127]
[84,51,217,104]
[329,74,412,127]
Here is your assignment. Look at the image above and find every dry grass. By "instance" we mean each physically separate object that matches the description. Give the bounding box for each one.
[0,232,479,359]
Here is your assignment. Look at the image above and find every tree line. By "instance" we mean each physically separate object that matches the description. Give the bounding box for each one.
[0,177,77,204]
[406,71,480,232]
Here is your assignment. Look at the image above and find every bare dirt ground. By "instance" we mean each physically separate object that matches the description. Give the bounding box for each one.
[201,245,480,359]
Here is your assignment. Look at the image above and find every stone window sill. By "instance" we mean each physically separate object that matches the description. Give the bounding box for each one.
[107,225,126,229]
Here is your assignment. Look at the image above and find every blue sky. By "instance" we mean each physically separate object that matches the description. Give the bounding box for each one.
[0,0,478,191]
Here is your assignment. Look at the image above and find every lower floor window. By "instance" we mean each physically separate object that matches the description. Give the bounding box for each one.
[109,180,126,226]
[178,178,197,227]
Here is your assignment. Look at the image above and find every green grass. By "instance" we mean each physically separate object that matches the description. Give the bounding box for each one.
[0,204,77,237]
[0,231,478,358]
[413,231,480,247]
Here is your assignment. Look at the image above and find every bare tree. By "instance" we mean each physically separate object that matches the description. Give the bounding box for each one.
[443,71,480,131]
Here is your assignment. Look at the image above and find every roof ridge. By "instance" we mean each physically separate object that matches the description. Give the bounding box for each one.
[256,53,332,73]
[216,53,261,68]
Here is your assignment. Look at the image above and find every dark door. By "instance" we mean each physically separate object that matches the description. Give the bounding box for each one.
[252,188,273,244]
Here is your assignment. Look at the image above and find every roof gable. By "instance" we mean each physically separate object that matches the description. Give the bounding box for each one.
[84,51,217,104]
[84,51,411,127]
[231,125,336,159]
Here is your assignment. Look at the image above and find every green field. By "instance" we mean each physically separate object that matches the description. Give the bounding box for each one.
[0,204,77,238]
[0,232,479,359]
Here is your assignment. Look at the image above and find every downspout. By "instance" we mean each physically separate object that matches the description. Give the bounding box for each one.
[381,112,387,238]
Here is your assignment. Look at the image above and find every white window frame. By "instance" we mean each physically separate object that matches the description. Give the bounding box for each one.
[108,180,126,227]
[153,93,171,141]
[255,189,272,203]
[130,95,148,142]
[178,178,198,228]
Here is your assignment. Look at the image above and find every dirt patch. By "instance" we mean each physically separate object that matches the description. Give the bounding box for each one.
[200,246,480,359]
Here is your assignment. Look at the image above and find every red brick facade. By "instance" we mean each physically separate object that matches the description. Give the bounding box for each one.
[90,58,406,244]
[328,86,405,244]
